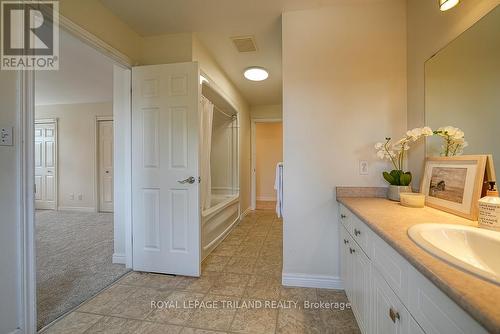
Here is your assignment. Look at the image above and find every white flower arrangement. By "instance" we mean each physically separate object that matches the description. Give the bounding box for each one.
[433,126,468,157]
[375,127,433,186]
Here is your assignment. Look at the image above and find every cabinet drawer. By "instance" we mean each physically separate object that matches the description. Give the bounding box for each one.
[372,267,414,334]
[407,265,488,334]
[339,204,352,231]
[350,214,371,258]
[371,232,409,305]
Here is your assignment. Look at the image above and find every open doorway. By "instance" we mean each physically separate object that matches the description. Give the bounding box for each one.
[251,119,283,211]
[34,29,129,330]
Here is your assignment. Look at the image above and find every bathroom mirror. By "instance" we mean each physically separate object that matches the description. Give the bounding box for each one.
[425,5,500,180]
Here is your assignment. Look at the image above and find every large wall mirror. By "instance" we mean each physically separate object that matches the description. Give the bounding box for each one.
[425,5,500,178]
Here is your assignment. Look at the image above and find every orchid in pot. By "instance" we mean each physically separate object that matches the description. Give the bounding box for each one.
[375,127,433,201]
[434,126,468,156]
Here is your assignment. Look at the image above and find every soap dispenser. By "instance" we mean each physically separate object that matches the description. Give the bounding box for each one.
[478,181,500,231]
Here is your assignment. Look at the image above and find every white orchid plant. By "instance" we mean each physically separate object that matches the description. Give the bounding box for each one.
[434,126,468,157]
[375,127,433,186]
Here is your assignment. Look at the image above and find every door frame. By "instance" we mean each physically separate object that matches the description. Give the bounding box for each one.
[250,118,282,210]
[34,118,59,211]
[95,116,114,213]
[19,11,132,334]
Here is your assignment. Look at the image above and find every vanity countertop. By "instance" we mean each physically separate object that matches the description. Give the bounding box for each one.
[337,197,500,333]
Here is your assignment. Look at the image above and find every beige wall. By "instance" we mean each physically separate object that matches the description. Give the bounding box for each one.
[282,1,407,279]
[140,33,193,65]
[251,104,282,120]
[36,102,113,210]
[59,0,142,62]
[256,122,283,201]
[407,0,499,188]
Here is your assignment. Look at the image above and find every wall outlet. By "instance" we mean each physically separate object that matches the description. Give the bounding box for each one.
[70,193,74,200]
[78,194,83,201]
[0,127,13,146]
[359,160,369,175]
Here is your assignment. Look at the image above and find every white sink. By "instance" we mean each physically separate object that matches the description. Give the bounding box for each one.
[408,224,500,285]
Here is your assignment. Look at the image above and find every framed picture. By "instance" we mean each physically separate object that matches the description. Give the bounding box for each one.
[420,155,488,220]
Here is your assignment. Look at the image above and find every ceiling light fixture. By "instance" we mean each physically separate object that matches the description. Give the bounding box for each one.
[439,0,459,11]
[244,67,269,81]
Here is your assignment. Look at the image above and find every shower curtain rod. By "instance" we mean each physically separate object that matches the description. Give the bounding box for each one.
[214,106,235,119]
[202,94,236,119]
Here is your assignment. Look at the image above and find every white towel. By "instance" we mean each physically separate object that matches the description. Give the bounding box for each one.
[274,162,283,218]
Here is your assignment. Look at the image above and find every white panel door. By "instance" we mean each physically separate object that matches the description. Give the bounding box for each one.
[132,62,201,276]
[35,122,57,210]
[99,120,114,212]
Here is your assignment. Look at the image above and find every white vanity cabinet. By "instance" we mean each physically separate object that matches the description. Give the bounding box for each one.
[338,204,488,334]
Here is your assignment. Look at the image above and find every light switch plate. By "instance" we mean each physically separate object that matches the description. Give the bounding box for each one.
[0,127,13,146]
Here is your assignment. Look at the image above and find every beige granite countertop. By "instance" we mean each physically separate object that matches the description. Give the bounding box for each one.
[337,197,500,334]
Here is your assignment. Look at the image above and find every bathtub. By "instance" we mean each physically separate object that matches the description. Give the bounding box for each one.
[201,193,240,260]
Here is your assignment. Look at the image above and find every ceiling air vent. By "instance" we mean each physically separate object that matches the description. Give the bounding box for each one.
[231,36,258,53]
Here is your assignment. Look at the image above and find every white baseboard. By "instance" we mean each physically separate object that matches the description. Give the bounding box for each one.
[240,206,252,219]
[282,273,343,289]
[112,253,126,264]
[256,196,277,201]
[8,329,23,334]
[57,206,96,212]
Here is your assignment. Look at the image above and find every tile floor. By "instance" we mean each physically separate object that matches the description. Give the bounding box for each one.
[41,210,360,334]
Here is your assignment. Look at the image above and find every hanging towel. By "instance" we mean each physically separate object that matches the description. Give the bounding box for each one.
[274,162,283,218]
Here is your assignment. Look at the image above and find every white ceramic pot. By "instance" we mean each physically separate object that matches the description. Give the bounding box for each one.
[387,185,412,201]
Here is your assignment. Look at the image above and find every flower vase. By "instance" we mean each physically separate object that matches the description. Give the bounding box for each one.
[387,185,412,201]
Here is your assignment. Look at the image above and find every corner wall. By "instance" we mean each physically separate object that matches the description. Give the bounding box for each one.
[282,1,407,285]
[407,0,499,188]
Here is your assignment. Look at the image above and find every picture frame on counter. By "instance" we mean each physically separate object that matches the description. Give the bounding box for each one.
[420,155,488,220]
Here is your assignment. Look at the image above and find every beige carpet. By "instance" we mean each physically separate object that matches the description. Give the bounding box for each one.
[36,210,130,330]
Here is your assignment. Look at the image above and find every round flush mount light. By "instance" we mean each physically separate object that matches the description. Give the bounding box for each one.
[244,67,269,81]
[439,0,459,11]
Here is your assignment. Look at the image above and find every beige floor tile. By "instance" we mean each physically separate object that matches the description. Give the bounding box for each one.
[119,272,182,290]
[147,291,204,326]
[276,307,323,334]
[78,284,137,315]
[180,328,228,334]
[235,244,262,258]
[84,316,183,334]
[202,255,231,272]
[223,257,257,274]
[230,299,278,334]
[316,289,349,303]
[280,286,317,303]
[212,243,238,257]
[209,273,250,297]
[175,272,220,293]
[319,309,360,333]
[253,259,282,277]
[188,294,240,331]
[109,287,172,320]
[41,312,102,334]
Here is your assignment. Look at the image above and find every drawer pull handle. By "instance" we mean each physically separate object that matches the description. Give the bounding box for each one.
[389,308,400,323]
[354,228,361,236]
[341,214,347,219]
[349,248,355,254]
[343,239,349,244]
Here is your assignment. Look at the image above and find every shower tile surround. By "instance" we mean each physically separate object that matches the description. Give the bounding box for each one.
[337,187,500,333]
[41,210,360,334]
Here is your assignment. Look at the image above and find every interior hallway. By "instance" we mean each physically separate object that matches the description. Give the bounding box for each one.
[41,210,359,334]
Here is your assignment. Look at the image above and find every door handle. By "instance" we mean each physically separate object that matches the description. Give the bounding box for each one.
[178,176,196,184]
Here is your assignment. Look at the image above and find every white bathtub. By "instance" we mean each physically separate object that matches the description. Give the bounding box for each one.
[201,193,240,260]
